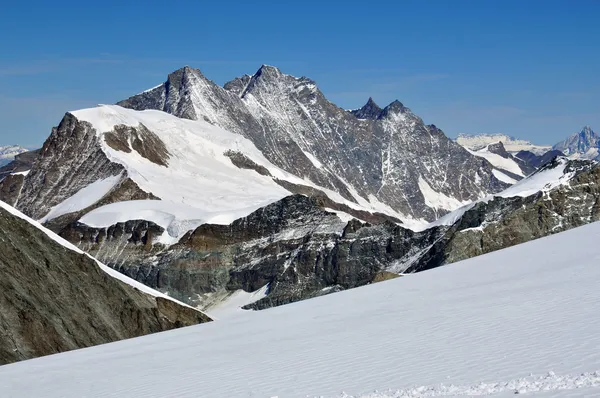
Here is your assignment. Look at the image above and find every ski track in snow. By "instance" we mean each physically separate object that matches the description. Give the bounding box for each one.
[1,221,600,397]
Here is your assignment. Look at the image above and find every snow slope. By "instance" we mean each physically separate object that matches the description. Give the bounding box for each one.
[48,105,417,240]
[467,146,524,177]
[2,220,600,397]
[0,199,194,309]
[496,157,573,198]
[426,158,575,229]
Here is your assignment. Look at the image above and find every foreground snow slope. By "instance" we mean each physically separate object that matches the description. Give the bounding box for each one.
[2,221,600,397]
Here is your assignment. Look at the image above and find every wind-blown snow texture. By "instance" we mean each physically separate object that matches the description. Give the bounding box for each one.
[118,65,508,221]
[2,221,600,397]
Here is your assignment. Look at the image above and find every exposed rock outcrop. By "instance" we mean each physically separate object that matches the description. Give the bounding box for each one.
[0,204,210,365]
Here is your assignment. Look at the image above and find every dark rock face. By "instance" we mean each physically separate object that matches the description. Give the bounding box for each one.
[351,97,383,119]
[104,124,170,167]
[9,114,125,219]
[58,160,600,311]
[61,194,446,309]
[0,174,25,206]
[515,149,564,169]
[118,65,508,221]
[0,205,210,365]
[0,150,41,206]
[1,115,163,225]
[0,149,39,180]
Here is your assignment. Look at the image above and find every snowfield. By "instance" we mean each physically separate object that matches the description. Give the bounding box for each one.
[1,220,600,397]
[426,157,575,230]
[467,146,524,177]
[48,104,420,239]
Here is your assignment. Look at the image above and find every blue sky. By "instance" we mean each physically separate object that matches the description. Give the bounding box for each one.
[1,0,598,147]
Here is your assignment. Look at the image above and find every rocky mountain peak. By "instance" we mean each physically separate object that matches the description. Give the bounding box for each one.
[112,64,511,221]
[582,125,594,135]
[254,64,283,78]
[553,126,600,159]
[351,97,383,120]
[379,100,411,119]
[486,141,510,158]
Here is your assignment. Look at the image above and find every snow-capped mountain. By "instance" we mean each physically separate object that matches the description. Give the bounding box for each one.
[3,220,600,397]
[118,65,508,221]
[1,65,598,312]
[57,155,598,310]
[464,141,535,183]
[0,145,28,167]
[456,133,551,155]
[0,199,210,365]
[553,126,600,160]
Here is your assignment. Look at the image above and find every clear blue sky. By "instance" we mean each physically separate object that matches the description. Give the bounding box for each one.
[1,0,598,147]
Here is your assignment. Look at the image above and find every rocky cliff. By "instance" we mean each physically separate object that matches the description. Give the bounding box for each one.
[55,158,599,311]
[0,201,210,365]
[119,65,508,220]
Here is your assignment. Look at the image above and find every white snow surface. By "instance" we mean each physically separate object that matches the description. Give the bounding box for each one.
[2,220,600,397]
[492,169,518,184]
[0,199,195,309]
[456,134,551,155]
[418,176,470,211]
[467,146,524,177]
[203,284,270,320]
[427,158,574,229]
[70,105,290,230]
[497,158,572,198]
[62,105,421,238]
[10,170,30,177]
[39,174,122,223]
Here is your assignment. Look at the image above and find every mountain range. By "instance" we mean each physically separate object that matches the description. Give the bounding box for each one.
[0,145,28,167]
[553,126,600,160]
[0,65,599,363]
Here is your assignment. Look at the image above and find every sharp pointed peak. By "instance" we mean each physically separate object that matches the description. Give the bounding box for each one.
[350,97,383,120]
[254,64,283,77]
[381,100,407,114]
[364,97,379,107]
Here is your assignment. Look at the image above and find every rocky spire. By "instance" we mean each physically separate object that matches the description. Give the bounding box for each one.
[351,97,383,120]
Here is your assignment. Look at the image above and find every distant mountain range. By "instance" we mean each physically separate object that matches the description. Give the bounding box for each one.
[553,126,600,160]
[0,145,28,167]
[456,133,551,155]
[457,126,600,161]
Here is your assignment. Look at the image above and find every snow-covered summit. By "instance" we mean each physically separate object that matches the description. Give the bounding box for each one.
[553,126,600,160]
[116,64,510,221]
